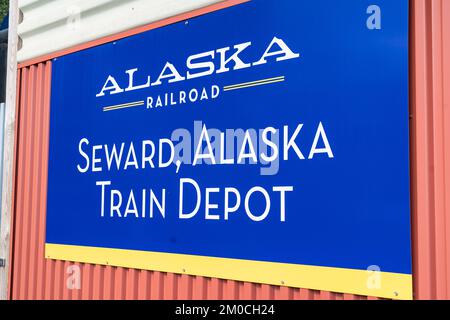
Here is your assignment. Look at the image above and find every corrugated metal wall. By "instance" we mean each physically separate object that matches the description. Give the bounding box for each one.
[17,0,222,63]
[410,0,450,299]
[7,0,450,300]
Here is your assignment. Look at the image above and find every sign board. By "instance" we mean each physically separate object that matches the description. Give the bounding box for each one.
[46,0,412,299]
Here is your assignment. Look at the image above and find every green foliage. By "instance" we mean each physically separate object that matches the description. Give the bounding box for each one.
[0,0,8,22]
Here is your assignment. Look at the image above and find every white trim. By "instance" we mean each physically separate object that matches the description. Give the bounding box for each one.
[0,0,19,300]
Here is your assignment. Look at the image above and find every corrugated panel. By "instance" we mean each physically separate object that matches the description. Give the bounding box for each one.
[410,0,450,299]
[8,0,450,300]
[17,0,222,63]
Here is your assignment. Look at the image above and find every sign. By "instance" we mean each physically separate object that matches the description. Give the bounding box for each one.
[46,0,412,299]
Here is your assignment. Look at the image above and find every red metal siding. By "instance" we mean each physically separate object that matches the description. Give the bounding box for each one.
[410,0,450,299]
[7,0,450,299]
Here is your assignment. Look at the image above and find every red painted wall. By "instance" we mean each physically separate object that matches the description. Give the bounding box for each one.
[410,0,450,299]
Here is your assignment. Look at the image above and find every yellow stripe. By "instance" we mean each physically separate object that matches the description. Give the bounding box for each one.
[223,76,285,90]
[224,78,285,91]
[45,243,412,299]
[103,101,145,111]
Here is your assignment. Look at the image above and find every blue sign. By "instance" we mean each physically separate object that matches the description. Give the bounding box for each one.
[46,0,412,299]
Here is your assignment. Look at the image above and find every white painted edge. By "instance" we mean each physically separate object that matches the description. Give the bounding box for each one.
[0,0,19,300]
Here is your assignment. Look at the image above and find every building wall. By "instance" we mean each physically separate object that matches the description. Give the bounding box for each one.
[7,0,450,299]
[410,0,450,299]
[17,0,222,63]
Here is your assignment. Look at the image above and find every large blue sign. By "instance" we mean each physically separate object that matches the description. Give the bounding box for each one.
[46,0,412,299]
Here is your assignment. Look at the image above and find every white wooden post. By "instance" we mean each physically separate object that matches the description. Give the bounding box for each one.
[0,0,19,300]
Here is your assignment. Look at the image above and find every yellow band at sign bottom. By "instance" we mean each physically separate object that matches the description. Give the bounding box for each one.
[45,243,413,300]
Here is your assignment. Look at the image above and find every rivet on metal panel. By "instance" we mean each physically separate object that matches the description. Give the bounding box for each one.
[185,20,189,25]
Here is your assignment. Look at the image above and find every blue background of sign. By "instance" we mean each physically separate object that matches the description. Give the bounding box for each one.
[47,0,411,274]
